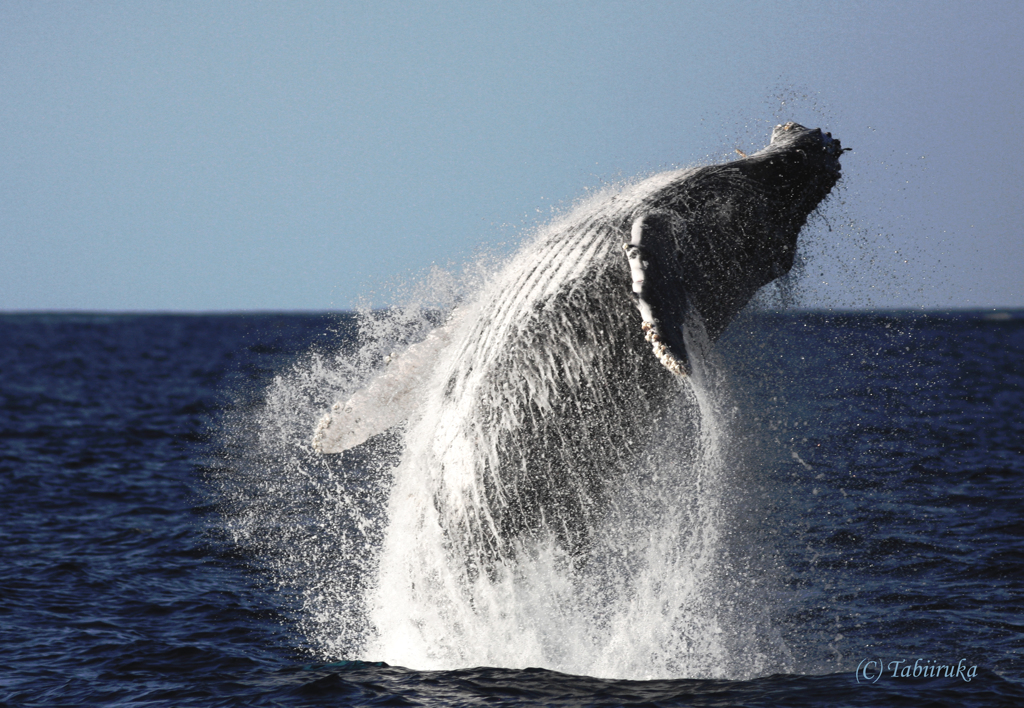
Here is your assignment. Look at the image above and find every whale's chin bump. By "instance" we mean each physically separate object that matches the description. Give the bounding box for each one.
[315,123,844,563]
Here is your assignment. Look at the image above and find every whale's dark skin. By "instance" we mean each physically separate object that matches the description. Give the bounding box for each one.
[625,122,845,373]
[316,123,845,571]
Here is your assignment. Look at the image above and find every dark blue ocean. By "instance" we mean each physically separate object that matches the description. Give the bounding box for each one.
[2,310,1022,707]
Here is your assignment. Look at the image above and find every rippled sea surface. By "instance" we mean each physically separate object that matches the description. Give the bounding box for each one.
[2,311,1022,707]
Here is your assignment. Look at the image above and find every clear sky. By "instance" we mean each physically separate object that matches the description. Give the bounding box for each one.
[2,1,1021,312]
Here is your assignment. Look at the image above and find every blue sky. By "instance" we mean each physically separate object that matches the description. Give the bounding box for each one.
[2,1,1021,311]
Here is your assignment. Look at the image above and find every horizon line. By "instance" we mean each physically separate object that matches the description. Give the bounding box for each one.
[2,306,1022,316]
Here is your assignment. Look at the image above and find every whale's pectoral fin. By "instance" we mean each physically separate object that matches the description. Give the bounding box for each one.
[312,323,454,453]
[623,213,690,376]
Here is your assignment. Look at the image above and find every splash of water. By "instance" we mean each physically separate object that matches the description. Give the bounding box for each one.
[352,300,791,679]
[219,199,801,681]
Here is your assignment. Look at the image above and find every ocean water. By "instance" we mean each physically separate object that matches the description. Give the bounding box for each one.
[2,310,1023,707]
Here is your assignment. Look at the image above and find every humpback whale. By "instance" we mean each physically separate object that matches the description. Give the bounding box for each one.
[314,123,844,568]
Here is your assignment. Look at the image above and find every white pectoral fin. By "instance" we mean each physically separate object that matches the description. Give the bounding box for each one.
[624,213,690,377]
[312,325,453,453]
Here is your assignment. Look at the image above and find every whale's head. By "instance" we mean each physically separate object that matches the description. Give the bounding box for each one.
[626,123,846,375]
[769,122,845,157]
[725,122,846,250]
[762,122,846,199]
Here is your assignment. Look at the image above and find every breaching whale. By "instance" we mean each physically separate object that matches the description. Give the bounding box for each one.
[314,123,845,568]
